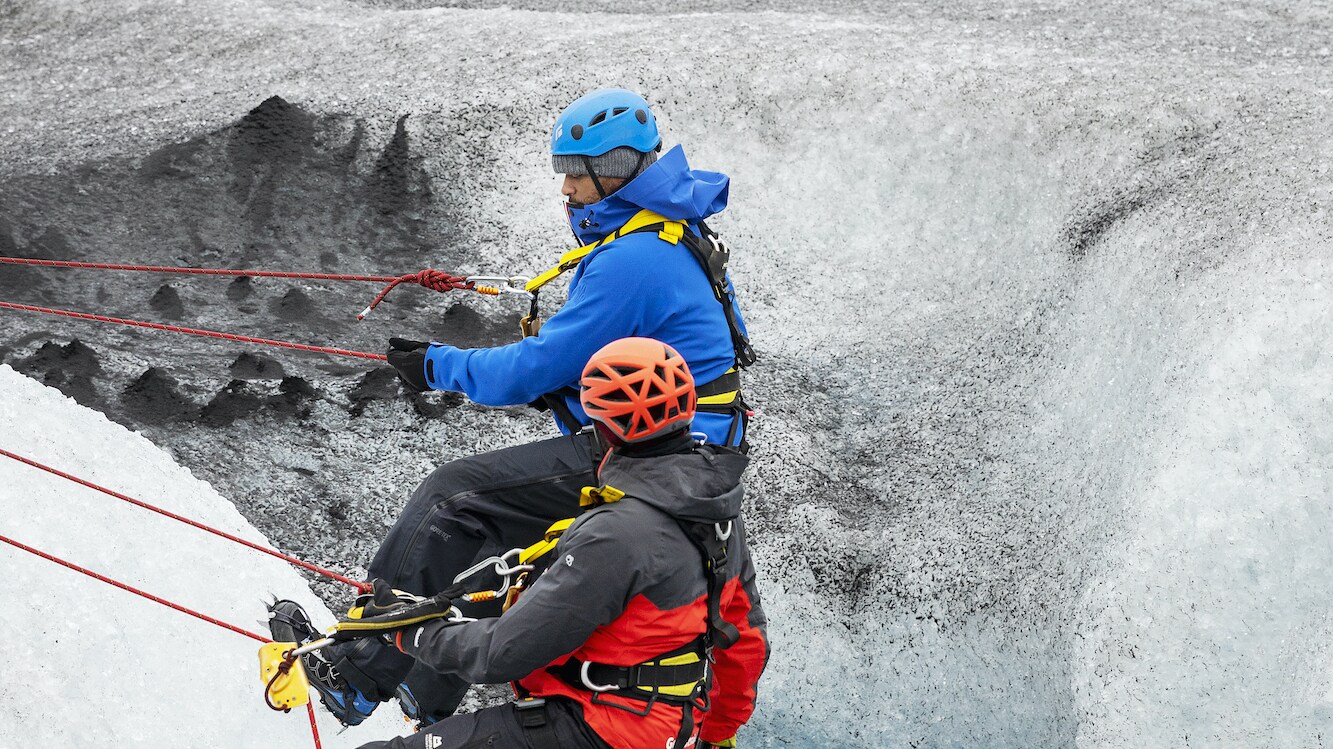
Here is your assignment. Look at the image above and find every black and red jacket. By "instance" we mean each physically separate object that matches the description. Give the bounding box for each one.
[395,442,768,748]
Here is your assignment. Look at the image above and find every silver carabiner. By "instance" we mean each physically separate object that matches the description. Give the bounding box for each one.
[443,606,475,625]
[466,275,534,298]
[452,547,534,598]
[715,521,733,542]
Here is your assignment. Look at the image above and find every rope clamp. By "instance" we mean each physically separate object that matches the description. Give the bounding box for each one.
[259,642,312,712]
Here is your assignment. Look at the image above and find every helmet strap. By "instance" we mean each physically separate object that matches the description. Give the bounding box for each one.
[581,156,609,200]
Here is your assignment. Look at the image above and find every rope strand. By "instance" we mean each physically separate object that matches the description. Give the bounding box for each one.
[0,256,405,282]
[0,531,324,747]
[0,448,373,594]
[0,256,481,319]
[0,301,387,361]
[0,531,270,643]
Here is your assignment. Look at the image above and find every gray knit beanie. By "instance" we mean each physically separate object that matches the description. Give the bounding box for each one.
[552,146,659,180]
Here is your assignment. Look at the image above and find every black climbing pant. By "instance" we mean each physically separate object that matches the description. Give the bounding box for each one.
[327,431,600,718]
[354,697,613,749]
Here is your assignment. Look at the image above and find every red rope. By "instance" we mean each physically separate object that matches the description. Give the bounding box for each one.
[358,269,478,320]
[307,703,323,749]
[0,301,387,361]
[0,256,479,319]
[0,256,405,282]
[0,448,373,594]
[0,531,324,747]
[0,531,270,643]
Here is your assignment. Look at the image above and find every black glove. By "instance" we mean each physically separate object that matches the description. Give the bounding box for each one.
[331,578,455,642]
[386,337,431,393]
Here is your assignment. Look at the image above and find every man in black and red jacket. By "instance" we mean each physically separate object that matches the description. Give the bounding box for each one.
[276,337,767,749]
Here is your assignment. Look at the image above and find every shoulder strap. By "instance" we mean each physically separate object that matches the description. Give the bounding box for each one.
[524,209,686,294]
[672,221,757,369]
[676,519,742,650]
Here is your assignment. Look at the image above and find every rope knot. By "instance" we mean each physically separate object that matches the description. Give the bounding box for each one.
[414,269,472,292]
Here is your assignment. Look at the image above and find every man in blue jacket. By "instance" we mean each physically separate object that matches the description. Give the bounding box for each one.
[304,88,754,727]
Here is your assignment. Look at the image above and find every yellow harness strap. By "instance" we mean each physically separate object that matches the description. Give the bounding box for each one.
[697,367,740,407]
[505,517,578,611]
[524,209,687,294]
[518,517,577,566]
[579,484,626,509]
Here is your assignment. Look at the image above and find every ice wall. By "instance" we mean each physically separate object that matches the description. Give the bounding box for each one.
[1,1,1330,747]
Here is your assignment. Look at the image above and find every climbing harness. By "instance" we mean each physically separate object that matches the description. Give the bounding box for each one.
[518,208,685,337]
[521,209,755,441]
[519,210,752,368]
[503,481,737,749]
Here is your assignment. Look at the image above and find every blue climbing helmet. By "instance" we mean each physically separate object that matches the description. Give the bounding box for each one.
[551,89,662,198]
[552,88,661,158]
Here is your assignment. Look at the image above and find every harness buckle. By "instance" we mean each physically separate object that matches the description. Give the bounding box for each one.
[514,697,547,711]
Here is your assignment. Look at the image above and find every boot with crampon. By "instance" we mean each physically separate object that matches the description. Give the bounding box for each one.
[266,599,378,726]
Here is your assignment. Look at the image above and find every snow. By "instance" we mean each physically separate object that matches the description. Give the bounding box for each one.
[0,364,410,747]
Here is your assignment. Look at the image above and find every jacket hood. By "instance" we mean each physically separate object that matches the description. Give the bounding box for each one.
[596,445,748,524]
[566,145,730,244]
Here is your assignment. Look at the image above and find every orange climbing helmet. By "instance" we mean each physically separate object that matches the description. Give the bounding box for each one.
[580,337,696,444]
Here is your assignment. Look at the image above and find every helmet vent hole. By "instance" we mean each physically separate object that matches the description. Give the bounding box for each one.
[653,365,667,382]
[612,107,629,117]
[635,109,648,124]
[589,111,608,126]
[647,402,669,423]
[611,365,639,377]
[571,124,584,140]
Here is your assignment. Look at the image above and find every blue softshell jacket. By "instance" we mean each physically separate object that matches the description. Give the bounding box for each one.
[422,145,749,445]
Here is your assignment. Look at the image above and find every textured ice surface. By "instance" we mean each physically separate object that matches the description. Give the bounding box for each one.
[1,1,1332,747]
[0,365,410,746]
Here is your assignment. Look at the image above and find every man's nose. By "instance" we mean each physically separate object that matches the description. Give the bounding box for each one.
[561,175,577,197]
